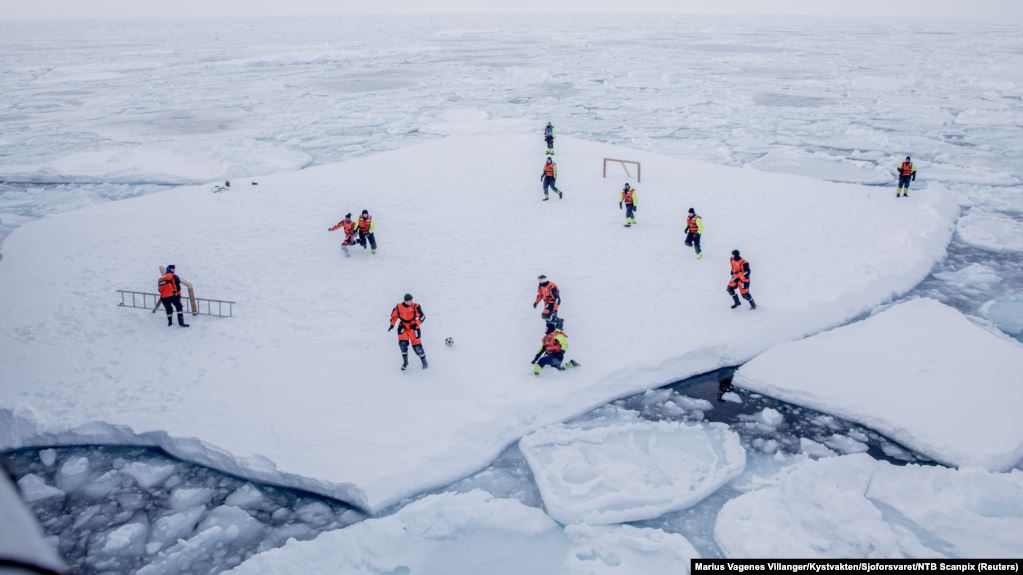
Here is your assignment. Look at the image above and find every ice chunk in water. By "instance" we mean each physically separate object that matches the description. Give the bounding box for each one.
[225,484,265,508]
[168,487,215,511]
[56,456,91,492]
[17,474,65,503]
[122,461,177,489]
[956,210,1023,253]
[981,293,1023,340]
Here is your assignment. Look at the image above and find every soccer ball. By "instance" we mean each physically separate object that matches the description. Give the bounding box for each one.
[444,337,454,347]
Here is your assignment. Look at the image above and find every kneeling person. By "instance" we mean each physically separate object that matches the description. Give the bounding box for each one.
[531,323,580,375]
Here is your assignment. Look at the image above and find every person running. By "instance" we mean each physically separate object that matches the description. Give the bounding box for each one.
[389,293,428,371]
[157,265,190,327]
[533,274,562,326]
[356,209,377,254]
[328,213,359,255]
[544,121,555,155]
[541,157,561,201]
[620,183,637,227]
[897,155,916,198]
[727,250,757,310]
[684,208,704,259]
[531,323,580,375]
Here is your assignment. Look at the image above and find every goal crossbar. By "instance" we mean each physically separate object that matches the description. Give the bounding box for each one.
[603,158,642,182]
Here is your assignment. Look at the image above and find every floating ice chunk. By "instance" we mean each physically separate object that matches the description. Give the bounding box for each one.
[520,420,746,524]
[757,408,784,428]
[168,487,215,511]
[81,469,126,499]
[735,299,1023,470]
[225,484,265,508]
[824,434,870,455]
[981,294,1023,340]
[101,521,149,556]
[17,474,65,503]
[227,490,697,575]
[673,396,714,412]
[198,505,264,544]
[750,149,891,185]
[933,263,1002,287]
[294,501,333,528]
[149,506,206,550]
[800,438,837,459]
[39,449,56,467]
[122,461,177,489]
[956,211,1023,253]
[137,526,226,575]
[56,456,91,492]
[715,454,1023,558]
[721,392,743,404]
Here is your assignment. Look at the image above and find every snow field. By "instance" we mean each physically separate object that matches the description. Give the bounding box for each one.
[734,298,1023,470]
[0,124,958,514]
[519,420,745,525]
[227,489,699,575]
[714,453,1023,558]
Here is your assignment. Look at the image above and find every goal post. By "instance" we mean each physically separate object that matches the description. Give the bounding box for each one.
[603,158,641,183]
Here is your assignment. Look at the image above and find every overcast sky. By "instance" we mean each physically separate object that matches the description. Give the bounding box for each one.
[1,0,1020,20]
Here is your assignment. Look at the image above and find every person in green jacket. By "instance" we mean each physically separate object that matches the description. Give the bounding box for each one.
[684,208,704,259]
[531,323,580,375]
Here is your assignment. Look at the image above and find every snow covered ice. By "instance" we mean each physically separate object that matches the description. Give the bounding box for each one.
[0,128,958,514]
[734,298,1023,470]
[715,453,1023,558]
[519,420,745,525]
[228,489,699,575]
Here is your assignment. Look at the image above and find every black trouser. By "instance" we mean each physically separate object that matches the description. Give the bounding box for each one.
[685,231,701,254]
[543,175,558,195]
[898,175,912,190]
[625,204,636,221]
[545,136,554,149]
[358,231,376,250]
[538,351,565,370]
[161,295,185,325]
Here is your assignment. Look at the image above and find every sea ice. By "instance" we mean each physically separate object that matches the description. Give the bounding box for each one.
[0,133,958,512]
[735,298,1023,470]
[715,454,1023,558]
[956,210,1023,253]
[519,420,745,524]
[227,490,698,575]
[981,293,1023,340]
[16,473,65,503]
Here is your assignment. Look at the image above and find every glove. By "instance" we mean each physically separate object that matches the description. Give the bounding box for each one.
[388,325,394,332]
[912,174,916,181]
[533,302,538,309]
[619,202,623,210]
[633,206,638,212]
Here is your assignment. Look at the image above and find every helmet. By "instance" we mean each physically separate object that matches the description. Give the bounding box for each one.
[403,293,413,302]
[731,250,741,258]
[538,274,548,282]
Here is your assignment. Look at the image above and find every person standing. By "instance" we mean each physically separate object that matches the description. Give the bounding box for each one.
[619,183,637,227]
[157,265,190,327]
[727,250,756,310]
[533,274,561,326]
[684,208,704,259]
[897,155,916,198]
[544,121,555,155]
[531,323,580,375]
[541,157,561,201]
[356,209,377,254]
[389,293,428,371]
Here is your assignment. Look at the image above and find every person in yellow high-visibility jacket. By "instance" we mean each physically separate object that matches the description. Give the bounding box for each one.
[620,183,637,227]
[897,155,916,198]
[684,208,704,259]
[531,323,580,375]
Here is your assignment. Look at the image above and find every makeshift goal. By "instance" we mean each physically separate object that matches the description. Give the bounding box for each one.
[603,158,642,183]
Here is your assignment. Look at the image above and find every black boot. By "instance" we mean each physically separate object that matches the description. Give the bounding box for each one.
[401,355,409,371]
[178,314,190,327]
[730,295,741,309]
[420,355,428,369]
[167,316,173,327]
[748,298,757,310]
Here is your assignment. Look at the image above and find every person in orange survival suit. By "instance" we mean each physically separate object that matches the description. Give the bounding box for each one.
[389,293,428,371]
[531,322,580,375]
[533,274,562,328]
[727,249,757,310]
[157,264,189,327]
[328,213,359,253]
